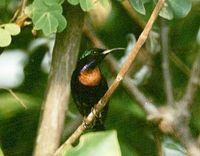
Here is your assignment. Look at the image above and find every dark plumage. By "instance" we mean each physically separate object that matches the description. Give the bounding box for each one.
[71,48,124,130]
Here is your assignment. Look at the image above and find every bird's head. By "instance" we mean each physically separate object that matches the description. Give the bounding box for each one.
[77,48,124,70]
[74,48,124,86]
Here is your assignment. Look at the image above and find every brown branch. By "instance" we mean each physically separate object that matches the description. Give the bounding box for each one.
[84,7,200,156]
[19,0,27,17]
[122,0,194,83]
[105,56,159,117]
[160,19,174,106]
[54,0,165,155]
[85,9,200,156]
[154,132,163,156]
[11,0,28,27]
[169,49,200,156]
[81,3,200,156]
[174,118,200,156]
[84,17,159,123]
[33,5,84,156]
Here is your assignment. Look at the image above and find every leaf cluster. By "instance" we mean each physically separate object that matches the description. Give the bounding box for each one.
[67,0,110,11]
[25,0,67,36]
[126,0,191,19]
[0,23,20,47]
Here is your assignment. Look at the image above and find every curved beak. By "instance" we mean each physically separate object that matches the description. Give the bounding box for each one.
[102,48,125,55]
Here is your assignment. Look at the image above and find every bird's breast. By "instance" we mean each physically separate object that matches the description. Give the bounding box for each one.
[78,67,102,86]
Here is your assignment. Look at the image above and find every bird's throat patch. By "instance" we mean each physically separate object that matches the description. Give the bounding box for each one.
[79,67,101,86]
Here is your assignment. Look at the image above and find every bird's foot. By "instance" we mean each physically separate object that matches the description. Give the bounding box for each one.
[91,107,104,127]
[83,108,103,129]
[91,107,99,118]
[83,117,92,129]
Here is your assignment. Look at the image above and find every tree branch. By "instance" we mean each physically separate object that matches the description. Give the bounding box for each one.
[160,19,174,106]
[19,0,27,17]
[169,49,200,156]
[83,20,159,119]
[33,5,84,156]
[174,118,200,156]
[105,55,159,117]
[55,0,165,155]
[84,10,200,156]
[170,52,191,77]
[121,0,146,29]
[13,0,28,27]
[181,48,200,108]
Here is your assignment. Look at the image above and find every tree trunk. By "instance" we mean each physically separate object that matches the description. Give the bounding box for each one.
[34,5,84,156]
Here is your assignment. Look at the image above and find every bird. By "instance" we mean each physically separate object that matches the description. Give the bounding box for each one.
[71,48,124,131]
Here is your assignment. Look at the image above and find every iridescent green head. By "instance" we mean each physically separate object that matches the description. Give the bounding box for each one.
[76,48,124,72]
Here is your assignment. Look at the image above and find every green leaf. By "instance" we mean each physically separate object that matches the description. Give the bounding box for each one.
[44,0,65,5]
[163,138,186,156]
[99,0,110,8]
[54,12,67,32]
[25,5,34,17]
[128,0,146,15]
[68,0,80,5]
[159,0,192,19]
[0,148,4,156]
[33,12,59,35]
[168,0,192,18]
[80,0,94,11]
[0,28,11,47]
[159,2,174,20]
[4,23,21,36]
[25,0,67,35]
[63,131,122,156]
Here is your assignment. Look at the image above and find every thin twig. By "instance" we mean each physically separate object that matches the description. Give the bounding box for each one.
[121,0,146,29]
[19,0,28,17]
[160,19,174,106]
[170,52,191,77]
[154,132,163,156]
[181,49,200,108]
[85,10,200,156]
[173,117,200,156]
[55,0,165,154]
[106,56,159,117]
[84,20,159,118]
[12,0,29,27]
[172,48,200,156]
[122,1,194,82]
[0,88,27,109]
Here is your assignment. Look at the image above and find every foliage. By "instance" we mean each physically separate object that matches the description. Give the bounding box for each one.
[25,0,67,36]
[0,0,199,156]
[163,137,186,156]
[0,23,20,47]
[67,0,110,11]
[63,131,121,156]
[127,0,192,19]
[0,148,4,156]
